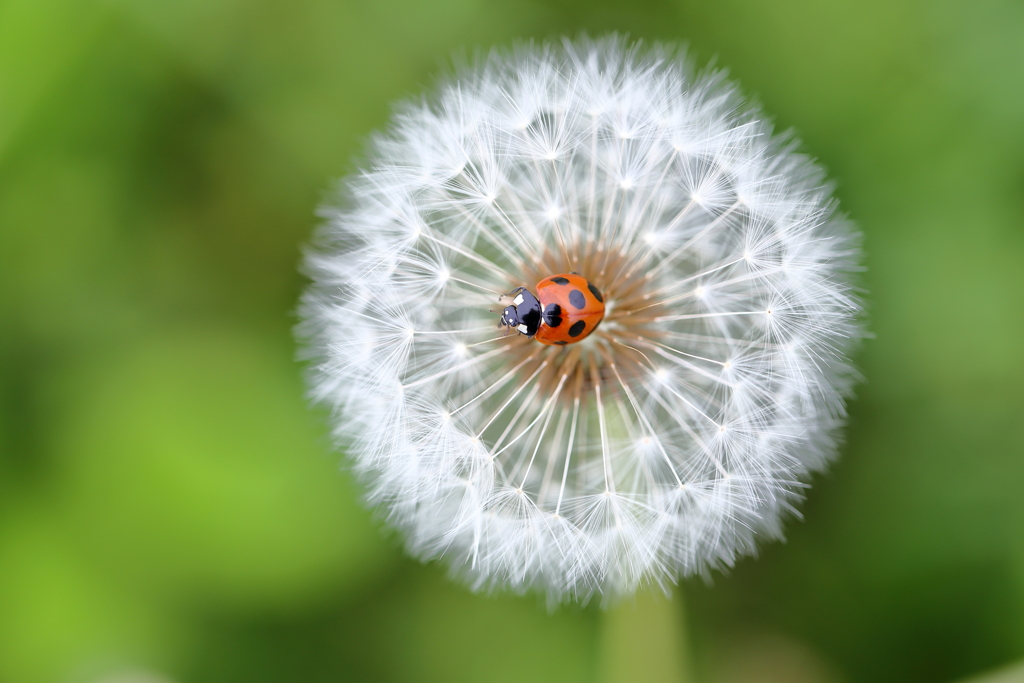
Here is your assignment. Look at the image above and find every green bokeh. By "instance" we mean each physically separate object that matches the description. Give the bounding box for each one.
[2,0,1022,682]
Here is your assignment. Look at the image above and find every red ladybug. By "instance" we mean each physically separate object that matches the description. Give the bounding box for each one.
[499,273,605,345]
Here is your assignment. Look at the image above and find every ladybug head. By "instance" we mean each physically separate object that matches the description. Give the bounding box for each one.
[500,304,520,328]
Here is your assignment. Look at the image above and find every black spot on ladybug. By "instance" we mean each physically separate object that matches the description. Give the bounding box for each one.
[554,340,568,345]
[551,276,570,285]
[568,289,586,310]
[568,320,586,338]
[587,282,604,303]
[544,303,563,327]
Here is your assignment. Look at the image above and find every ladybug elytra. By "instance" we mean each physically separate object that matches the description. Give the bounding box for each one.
[500,273,605,345]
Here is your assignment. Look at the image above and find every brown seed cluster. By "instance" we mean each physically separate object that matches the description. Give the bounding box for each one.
[495,240,668,412]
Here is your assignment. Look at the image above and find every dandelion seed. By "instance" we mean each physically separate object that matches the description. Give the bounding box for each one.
[299,37,862,603]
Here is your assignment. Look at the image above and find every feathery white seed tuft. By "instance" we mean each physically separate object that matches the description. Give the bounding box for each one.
[299,37,862,603]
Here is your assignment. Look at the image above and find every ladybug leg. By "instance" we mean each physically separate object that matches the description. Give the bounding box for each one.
[506,287,532,308]
[499,286,527,308]
[503,286,527,300]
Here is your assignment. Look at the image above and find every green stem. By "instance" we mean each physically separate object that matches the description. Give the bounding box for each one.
[952,661,1024,683]
[598,587,693,683]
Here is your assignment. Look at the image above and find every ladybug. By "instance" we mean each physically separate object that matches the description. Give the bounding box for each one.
[499,273,605,345]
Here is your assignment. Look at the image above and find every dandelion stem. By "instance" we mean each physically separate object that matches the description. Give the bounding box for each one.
[950,660,1024,683]
[598,587,692,683]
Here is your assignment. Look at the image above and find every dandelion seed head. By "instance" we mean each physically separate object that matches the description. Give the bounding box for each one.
[299,37,862,603]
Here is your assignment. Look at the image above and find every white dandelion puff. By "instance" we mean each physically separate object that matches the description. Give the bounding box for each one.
[299,36,862,603]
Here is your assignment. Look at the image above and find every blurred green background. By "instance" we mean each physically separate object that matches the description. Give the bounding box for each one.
[2,0,1023,681]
